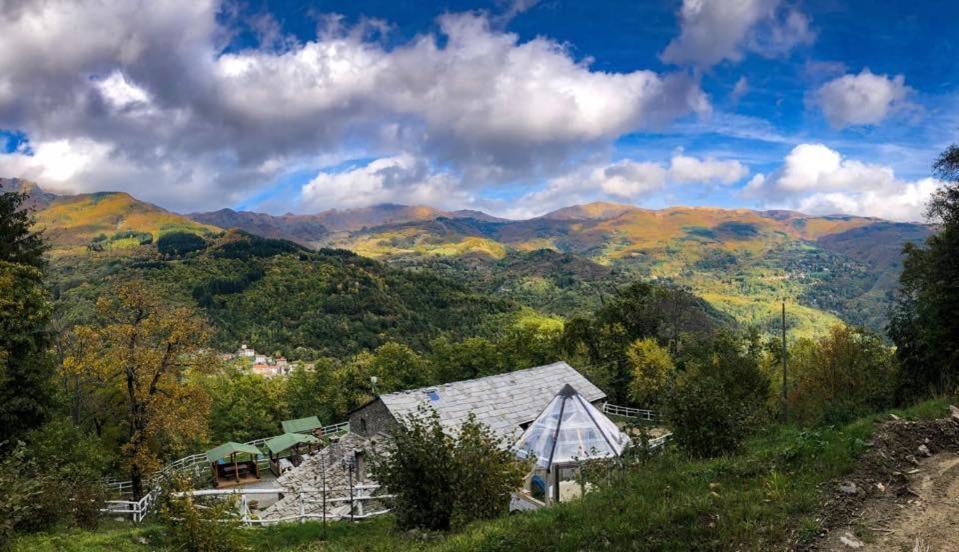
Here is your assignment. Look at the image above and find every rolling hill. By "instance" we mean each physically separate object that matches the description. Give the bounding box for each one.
[12,182,933,337]
[188,204,508,247]
[2,179,218,256]
[312,203,931,336]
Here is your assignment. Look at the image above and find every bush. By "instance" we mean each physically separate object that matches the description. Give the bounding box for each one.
[666,333,771,457]
[371,407,525,531]
[787,325,899,426]
[0,420,107,545]
[156,476,247,552]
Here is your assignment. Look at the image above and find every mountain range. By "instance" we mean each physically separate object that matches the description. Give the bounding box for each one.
[3,178,933,338]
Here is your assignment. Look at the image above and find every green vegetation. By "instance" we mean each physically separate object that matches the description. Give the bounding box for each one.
[0,185,54,444]
[890,145,959,399]
[371,408,525,531]
[9,399,952,551]
[3,144,958,550]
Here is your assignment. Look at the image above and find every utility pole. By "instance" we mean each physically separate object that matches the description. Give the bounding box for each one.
[782,299,788,424]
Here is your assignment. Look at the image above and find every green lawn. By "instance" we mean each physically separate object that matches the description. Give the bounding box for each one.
[12,399,951,552]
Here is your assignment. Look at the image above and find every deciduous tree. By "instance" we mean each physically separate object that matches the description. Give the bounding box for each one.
[63,280,215,498]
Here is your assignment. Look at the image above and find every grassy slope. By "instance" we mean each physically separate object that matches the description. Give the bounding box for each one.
[14,399,951,552]
[34,191,218,255]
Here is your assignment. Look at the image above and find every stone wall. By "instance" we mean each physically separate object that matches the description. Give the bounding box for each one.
[349,398,396,437]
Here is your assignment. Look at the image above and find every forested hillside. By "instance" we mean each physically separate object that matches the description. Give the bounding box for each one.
[319,205,930,336]
[23,180,931,338]
[51,230,511,359]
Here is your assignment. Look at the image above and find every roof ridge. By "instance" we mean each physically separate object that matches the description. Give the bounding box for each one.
[379,360,572,398]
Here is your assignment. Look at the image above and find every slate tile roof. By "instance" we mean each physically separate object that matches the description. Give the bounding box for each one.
[375,361,605,440]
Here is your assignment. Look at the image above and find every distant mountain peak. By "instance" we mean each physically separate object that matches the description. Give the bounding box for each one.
[538,202,640,221]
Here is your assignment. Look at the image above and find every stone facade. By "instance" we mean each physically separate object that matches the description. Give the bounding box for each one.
[349,398,397,438]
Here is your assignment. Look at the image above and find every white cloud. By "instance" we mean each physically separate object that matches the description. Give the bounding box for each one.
[94,71,151,111]
[730,76,749,103]
[0,2,710,211]
[669,153,748,184]
[661,0,813,68]
[507,153,750,217]
[745,143,942,221]
[596,161,669,199]
[814,69,913,128]
[300,154,471,210]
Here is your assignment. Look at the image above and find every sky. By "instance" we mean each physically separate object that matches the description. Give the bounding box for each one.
[1,0,957,221]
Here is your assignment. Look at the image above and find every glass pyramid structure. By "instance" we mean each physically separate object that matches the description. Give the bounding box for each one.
[513,384,631,469]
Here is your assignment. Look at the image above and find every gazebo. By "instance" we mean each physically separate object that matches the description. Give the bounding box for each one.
[281,415,323,435]
[206,442,263,488]
[513,384,631,504]
[264,433,320,476]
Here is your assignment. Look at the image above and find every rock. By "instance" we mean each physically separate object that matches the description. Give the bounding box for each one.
[839,481,858,495]
[950,404,959,422]
[840,532,865,549]
[918,444,932,457]
[876,482,886,492]
[906,454,921,466]
[890,413,901,421]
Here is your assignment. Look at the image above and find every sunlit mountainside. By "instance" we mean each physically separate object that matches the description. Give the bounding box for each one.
[11,180,931,338]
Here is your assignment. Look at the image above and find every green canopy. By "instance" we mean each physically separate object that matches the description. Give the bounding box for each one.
[281,416,322,434]
[206,442,263,463]
[265,433,320,455]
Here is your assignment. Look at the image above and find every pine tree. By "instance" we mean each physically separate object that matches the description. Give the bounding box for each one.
[0,186,53,444]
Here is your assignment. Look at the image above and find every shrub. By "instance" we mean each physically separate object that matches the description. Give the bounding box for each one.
[156,476,247,552]
[371,407,525,531]
[0,420,107,545]
[787,325,899,425]
[666,333,771,457]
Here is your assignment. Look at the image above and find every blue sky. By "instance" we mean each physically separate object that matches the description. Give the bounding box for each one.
[1,0,957,220]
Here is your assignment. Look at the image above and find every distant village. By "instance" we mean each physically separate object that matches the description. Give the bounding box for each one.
[221,344,302,378]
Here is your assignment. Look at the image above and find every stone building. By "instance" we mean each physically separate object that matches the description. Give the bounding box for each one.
[348,361,606,441]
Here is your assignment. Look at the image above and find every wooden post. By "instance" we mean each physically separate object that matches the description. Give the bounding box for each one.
[321,454,327,531]
[233,452,239,483]
[348,460,355,522]
[782,300,788,424]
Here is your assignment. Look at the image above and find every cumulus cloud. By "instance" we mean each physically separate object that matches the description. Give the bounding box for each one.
[661,0,814,68]
[508,153,750,217]
[0,1,709,211]
[300,154,472,210]
[744,143,941,221]
[669,153,748,184]
[814,69,913,128]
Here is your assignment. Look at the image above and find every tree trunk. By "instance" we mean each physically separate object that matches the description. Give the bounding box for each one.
[131,461,143,501]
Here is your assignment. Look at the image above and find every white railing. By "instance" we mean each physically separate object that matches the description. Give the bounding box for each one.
[171,485,394,525]
[602,403,657,421]
[646,432,672,449]
[101,486,159,522]
[318,421,350,437]
[103,419,351,521]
